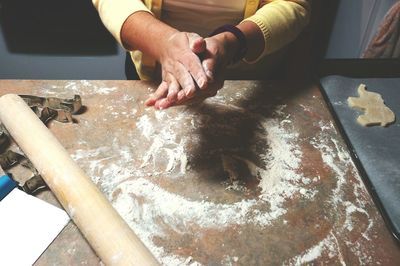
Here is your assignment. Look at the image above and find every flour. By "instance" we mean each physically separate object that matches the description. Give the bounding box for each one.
[37,81,118,97]
[140,137,164,168]
[95,87,118,95]
[136,112,189,175]
[285,231,346,266]
[257,118,305,199]
[343,201,364,232]
[310,121,355,205]
[66,81,117,95]
[164,139,188,173]
[291,121,377,265]
[136,115,155,141]
[97,102,321,265]
[68,90,376,265]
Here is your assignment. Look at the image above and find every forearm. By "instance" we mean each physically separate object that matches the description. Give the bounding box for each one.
[121,11,178,60]
[92,0,151,45]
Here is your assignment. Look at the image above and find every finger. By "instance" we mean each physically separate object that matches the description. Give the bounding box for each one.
[206,88,218,97]
[176,91,208,106]
[188,33,206,54]
[202,55,217,83]
[154,98,174,110]
[207,78,225,97]
[145,81,169,106]
[174,62,197,99]
[198,78,223,99]
[176,89,188,105]
[179,52,208,90]
[165,73,181,103]
[175,77,224,107]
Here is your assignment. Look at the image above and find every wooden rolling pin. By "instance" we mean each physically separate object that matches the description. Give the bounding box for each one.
[0,94,158,266]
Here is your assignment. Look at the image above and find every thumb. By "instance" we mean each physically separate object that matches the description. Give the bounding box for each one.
[188,33,206,54]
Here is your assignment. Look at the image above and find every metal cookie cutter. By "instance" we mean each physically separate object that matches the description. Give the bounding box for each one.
[0,94,83,195]
[0,150,47,195]
[20,94,82,123]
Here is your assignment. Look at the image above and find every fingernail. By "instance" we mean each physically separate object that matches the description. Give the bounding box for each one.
[178,91,185,101]
[145,99,153,106]
[197,78,205,88]
[185,88,195,97]
[155,102,164,110]
[206,71,214,81]
[160,99,172,110]
[166,91,173,101]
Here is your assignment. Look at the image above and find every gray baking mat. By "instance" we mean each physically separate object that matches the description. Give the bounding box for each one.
[320,75,399,241]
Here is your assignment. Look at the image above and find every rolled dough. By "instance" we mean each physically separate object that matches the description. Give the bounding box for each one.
[347,84,395,127]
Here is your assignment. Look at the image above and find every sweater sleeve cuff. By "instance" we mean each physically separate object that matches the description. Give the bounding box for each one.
[241,16,271,64]
[241,1,310,63]
[94,0,152,46]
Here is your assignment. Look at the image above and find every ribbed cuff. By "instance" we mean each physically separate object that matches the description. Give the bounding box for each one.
[241,16,271,64]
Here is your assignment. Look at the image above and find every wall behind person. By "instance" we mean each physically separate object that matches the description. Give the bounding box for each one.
[0,0,127,79]
[325,0,398,59]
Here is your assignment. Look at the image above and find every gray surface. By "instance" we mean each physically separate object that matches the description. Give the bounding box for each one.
[320,75,400,240]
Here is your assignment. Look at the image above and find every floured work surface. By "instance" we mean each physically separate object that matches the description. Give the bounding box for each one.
[0,80,399,265]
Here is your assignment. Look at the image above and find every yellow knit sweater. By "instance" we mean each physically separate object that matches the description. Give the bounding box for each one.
[92,0,311,79]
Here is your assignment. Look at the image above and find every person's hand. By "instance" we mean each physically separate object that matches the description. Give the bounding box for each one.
[120,13,262,109]
[172,34,233,106]
[150,32,240,109]
[145,32,210,108]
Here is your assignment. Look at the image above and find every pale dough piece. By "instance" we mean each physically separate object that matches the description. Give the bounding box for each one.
[347,84,395,127]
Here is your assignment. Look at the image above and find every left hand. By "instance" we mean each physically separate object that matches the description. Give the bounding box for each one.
[145,32,209,109]
[150,31,240,109]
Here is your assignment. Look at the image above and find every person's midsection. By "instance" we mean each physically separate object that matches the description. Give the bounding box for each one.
[162,0,246,37]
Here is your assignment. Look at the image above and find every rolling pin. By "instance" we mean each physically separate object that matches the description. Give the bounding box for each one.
[0,94,158,266]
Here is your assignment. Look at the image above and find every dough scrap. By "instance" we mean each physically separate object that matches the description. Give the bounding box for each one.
[347,84,395,127]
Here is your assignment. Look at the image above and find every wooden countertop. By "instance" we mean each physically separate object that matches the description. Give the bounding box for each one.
[0,80,398,265]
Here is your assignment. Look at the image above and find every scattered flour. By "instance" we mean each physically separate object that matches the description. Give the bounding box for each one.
[75,102,321,265]
[284,121,376,266]
[137,113,189,175]
[285,231,346,266]
[37,81,119,97]
[68,92,376,265]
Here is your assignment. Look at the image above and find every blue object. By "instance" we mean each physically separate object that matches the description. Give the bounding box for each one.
[0,175,17,201]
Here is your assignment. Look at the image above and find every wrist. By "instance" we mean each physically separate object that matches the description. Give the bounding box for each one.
[237,21,264,62]
[157,30,180,61]
[209,25,247,64]
[214,32,240,63]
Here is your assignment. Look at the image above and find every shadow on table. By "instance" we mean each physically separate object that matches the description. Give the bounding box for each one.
[186,81,309,194]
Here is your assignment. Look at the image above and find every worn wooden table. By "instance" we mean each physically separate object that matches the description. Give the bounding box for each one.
[0,80,399,265]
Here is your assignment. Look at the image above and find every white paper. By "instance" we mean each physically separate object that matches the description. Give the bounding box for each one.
[0,189,70,266]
